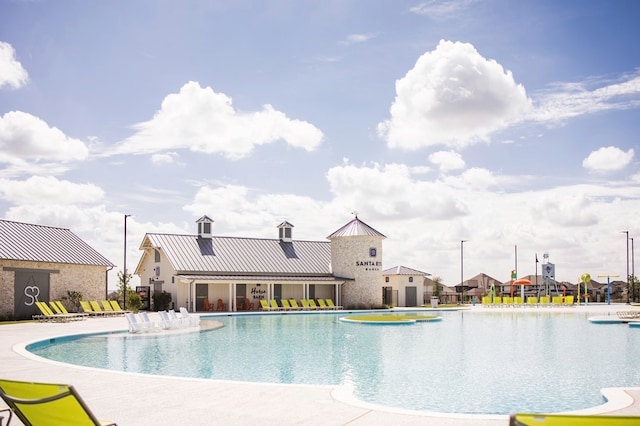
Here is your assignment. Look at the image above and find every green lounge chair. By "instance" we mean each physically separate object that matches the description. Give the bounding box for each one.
[0,378,116,425]
[526,296,538,307]
[307,299,320,310]
[510,413,640,425]
[80,301,104,316]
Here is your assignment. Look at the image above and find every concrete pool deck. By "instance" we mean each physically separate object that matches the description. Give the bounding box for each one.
[0,304,639,425]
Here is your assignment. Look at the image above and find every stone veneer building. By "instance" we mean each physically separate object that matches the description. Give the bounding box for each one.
[134,215,387,311]
[0,220,115,320]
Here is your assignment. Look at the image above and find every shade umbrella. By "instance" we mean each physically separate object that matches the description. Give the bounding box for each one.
[512,278,532,298]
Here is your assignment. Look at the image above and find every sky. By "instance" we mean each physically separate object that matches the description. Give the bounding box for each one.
[1,0,639,291]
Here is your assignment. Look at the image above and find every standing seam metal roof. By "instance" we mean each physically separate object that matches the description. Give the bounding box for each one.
[327,217,386,238]
[0,220,115,267]
[142,233,332,275]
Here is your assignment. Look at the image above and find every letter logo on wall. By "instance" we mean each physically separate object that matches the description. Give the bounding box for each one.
[24,285,40,306]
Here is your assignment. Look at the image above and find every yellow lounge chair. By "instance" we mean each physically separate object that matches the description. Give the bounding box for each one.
[80,301,104,316]
[0,378,117,425]
[90,301,117,316]
[502,296,513,306]
[551,296,563,306]
[307,299,320,310]
[510,413,640,425]
[269,299,282,311]
[280,299,292,310]
[493,296,502,306]
[109,300,130,313]
[316,299,332,310]
[526,296,538,307]
[564,295,574,306]
[513,296,524,306]
[259,299,274,311]
[289,299,303,310]
[101,300,118,315]
[481,296,491,306]
[539,296,550,306]
[326,299,342,310]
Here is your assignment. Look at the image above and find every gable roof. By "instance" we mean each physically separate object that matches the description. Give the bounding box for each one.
[0,219,114,267]
[382,265,429,276]
[327,217,386,239]
[138,233,332,276]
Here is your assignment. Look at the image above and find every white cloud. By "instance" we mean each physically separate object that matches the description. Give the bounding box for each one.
[532,74,640,122]
[151,152,181,165]
[0,41,28,89]
[0,111,90,176]
[340,33,376,45]
[0,176,104,205]
[409,0,476,19]
[112,81,324,159]
[429,150,465,172]
[582,146,634,172]
[377,40,531,150]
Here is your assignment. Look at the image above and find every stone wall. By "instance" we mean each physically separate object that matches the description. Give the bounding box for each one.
[330,235,383,308]
[0,259,109,317]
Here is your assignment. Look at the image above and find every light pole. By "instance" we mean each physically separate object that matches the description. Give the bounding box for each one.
[631,237,635,302]
[621,231,629,303]
[123,214,131,309]
[598,274,620,305]
[460,240,467,304]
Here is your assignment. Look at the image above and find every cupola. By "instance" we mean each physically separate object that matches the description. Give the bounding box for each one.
[196,215,214,239]
[277,220,294,243]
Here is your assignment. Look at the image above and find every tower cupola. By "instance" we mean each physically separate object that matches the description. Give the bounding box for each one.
[277,220,294,243]
[196,215,214,239]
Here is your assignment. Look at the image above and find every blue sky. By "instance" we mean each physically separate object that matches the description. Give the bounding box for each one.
[1,0,639,290]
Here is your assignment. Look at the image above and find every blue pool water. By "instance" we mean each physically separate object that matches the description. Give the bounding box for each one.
[28,311,640,415]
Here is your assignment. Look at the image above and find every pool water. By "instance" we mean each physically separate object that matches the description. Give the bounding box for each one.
[28,311,640,415]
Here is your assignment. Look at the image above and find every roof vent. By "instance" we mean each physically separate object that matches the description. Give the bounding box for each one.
[277,220,294,243]
[196,215,214,239]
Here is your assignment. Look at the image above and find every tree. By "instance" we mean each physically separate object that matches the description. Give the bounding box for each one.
[117,270,141,311]
[432,276,443,298]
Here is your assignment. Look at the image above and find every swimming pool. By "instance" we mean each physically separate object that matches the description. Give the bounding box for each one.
[27,310,640,415]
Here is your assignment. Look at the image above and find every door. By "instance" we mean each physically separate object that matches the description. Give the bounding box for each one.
[195,283,208,311]
[405,286,417,307]
[14,270,50,320]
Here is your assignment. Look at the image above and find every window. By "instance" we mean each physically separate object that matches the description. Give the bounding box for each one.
[154,249,160,262]
[203,222,211,234]
[369,247,377,257]
[285,228,291,238]
[385,276,389,283]
[409,277,414,283]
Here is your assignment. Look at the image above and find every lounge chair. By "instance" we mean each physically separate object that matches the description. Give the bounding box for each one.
[281,299,292,310]
[109,300,129,314]
[502,296,513,307]
[54,301,86,318]
[300,299,314,310]
[203,299,214,311]
[138,312,161,332]
[243,298,254,311]
[0,378,117,425]
[493,296,502,306]
[307,299,320,310]
[526,296,538,307]
[513,297,524,306]
[551,296,563,306]
[510,412,640,425]
[179,307,200,326]
[125,313,144,333]
[34,302,82,322]
[259,299,272,311]
[325,299,343,310]
[539,296,551,306]
[481,296,491,306]
[564,295,574,306]
[101,301,122,315]
[80,301,100,316]
[316,299,331,310]
[158,311,180,329]
[216,299,228,311]
[269,299,282,311]
[289,299,303,310]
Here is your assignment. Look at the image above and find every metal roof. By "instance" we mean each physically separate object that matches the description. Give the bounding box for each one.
[0,219,115,267]
[327,217,386,239]
[140,233,332,275]
[177,274,346,282]
[382,265,429,276]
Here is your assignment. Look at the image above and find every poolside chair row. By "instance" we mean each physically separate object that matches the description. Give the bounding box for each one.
[80,300,128,316]
[616,311,640,320]
[0,378,117,426]
[481,295,575,307]
[126,308,199,333]
[33,301,87,322]
[258,298,343,311]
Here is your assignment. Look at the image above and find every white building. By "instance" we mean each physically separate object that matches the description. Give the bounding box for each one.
[134,215,387,311]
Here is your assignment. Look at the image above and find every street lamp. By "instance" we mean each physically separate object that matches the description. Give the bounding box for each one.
[460,240,468,304]
[621,231,629,303]
[631,237,636,302]
[123,214,132,309]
